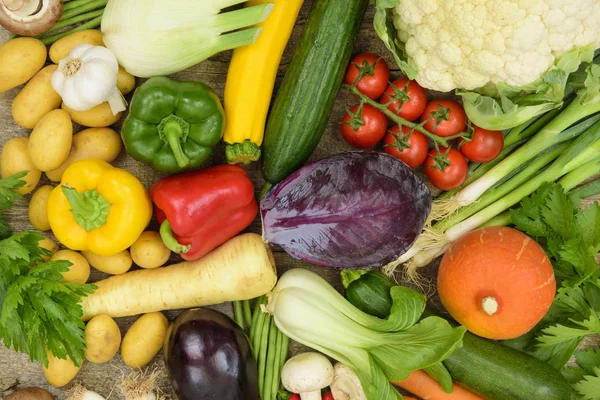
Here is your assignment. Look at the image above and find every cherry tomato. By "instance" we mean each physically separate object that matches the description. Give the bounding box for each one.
[460,125,504,163]
[379,78,427,121]
[344,53,390,99]
[420,99,467,138]
[341,104,387,148]
[322,393,335,400]
[288,394,301,400]
[383,125,429,169]
[424,147,468,191]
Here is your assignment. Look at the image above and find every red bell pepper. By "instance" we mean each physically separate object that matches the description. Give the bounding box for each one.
[150,164,258,261]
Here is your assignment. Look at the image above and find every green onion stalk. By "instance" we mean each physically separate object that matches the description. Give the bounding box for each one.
[402,120,600,275]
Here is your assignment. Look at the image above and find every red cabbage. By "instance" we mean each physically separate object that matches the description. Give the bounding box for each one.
[261,151,431,269]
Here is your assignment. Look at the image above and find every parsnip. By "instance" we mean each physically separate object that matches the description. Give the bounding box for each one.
[82,233,277,320]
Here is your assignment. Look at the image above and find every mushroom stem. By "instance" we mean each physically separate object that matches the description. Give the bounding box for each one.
[2,0,41,15]
[481,296,499,316]
[300,392,322,400]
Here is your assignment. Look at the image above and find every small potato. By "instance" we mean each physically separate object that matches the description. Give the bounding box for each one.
[0,38,46,93]
[131,231,171,269]
[39,237,58,261]
[84,315,121,364]
[28,109,73,171]
[51,249,90,284]
[62,102,122,128]
[12,65,62,129]
[49,30,104,63]
[117,66,136,96]
[45,127,122,182]
[43,351,81,387]
[121,312,169,368]
[82,249,132,275]
[6,387,54,400]
[1,137,41,194]
[29,185,54,231]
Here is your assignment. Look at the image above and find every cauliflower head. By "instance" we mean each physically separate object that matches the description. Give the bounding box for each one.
[391,0,600,93]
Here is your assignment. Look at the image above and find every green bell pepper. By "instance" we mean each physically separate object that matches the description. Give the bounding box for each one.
[121,76,225,174]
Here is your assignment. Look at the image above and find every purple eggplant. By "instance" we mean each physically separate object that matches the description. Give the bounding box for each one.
[261,151,431,269]
[165,308,258,400]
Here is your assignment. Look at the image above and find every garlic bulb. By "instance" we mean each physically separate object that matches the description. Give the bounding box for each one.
[51,44,127,115]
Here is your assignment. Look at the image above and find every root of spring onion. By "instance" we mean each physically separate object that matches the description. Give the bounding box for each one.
[119,367,166,400]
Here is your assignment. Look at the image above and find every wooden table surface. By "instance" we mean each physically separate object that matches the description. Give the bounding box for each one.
[0,2,597,399]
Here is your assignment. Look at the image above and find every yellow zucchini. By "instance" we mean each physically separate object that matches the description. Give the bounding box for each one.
[223,0,304,165]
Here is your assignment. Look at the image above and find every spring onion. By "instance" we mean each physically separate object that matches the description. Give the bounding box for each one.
[101,0,274,78]
[267,268,466,400]
[404,121,600,272]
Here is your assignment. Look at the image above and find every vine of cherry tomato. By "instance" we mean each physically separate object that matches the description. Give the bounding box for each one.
[341,52,505,192]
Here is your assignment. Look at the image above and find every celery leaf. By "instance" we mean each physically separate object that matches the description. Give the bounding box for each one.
[573,367,600,400]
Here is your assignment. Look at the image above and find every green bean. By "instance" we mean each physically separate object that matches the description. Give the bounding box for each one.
[251,299,267,359]
[250,297,263,345]
[257,316,272,397]
[233,301,244,329]
[45,8,104,35]
[61,0,108,21]
[62,0,99,12]
[263,318,279,400]
[243,300,253,328]
[41,16,102,45]
[270,329,285,399]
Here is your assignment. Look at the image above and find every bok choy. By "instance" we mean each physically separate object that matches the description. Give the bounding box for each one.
[266,268,466,400]
[101,0,274,77]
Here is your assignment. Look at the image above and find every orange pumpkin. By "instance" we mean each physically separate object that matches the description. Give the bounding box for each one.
[437,226,556,340]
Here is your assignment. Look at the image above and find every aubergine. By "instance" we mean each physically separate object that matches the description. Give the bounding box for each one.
[165,308,258,400]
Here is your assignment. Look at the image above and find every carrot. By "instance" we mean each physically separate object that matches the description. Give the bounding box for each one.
[392,370,484,400]
[81,233,278,320]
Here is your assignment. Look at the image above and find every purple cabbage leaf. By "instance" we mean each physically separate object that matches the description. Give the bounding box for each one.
[261,152,431,269]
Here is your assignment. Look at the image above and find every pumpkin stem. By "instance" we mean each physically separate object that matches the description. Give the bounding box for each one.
[481,296,498,316]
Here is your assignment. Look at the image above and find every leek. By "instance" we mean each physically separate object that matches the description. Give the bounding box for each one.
[101,0,274,78]
[266,269,466,400]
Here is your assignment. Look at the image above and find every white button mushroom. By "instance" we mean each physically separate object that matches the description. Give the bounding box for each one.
[281,352,335,400]
[0,0,63,36]
[330,363,367,400]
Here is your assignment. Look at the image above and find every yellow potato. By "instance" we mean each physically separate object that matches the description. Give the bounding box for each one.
[130,231,171,269]
[62,102,123,128]
[43,351,81,387]
[121,312,169,368]
[117,66,136,96]
[84,315,121,364]
[45,127,122,182]
[49,30,105,64]
[28,185,54,231]
[51,249,90,284]
[1,137,41,195]
[82,249,132,275]
[28,109,73,172]
[39,237,58,261]
[0,38,46,93]
[12,65,62,129]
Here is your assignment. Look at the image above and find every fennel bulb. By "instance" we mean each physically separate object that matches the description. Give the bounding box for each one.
[101,0,274,78]
[266,269,466,400]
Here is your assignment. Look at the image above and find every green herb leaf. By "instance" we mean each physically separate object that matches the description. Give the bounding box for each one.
[537,313,600,349]
[573,367,600,400]
[0,172,28,240]
[0,231,96,368]
[575,348,600,375]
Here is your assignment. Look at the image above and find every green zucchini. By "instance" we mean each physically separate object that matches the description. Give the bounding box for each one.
[261,0,370,190]
[340,270,578,400]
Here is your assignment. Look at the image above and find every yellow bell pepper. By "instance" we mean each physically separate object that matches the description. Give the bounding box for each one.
[223,0,304,165]
[47,159,152,256]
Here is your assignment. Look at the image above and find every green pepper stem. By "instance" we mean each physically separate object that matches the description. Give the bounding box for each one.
[159,220,192,254]
[62,186,110,232]
[162,121,191,169]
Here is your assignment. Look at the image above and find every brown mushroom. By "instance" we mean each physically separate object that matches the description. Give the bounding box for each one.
[0,0,62,36]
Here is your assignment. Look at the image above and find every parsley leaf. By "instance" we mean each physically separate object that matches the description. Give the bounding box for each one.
[573,367,600,400]
[0,171,27,240]
[0,231,96,367]
[507,182,600,371]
